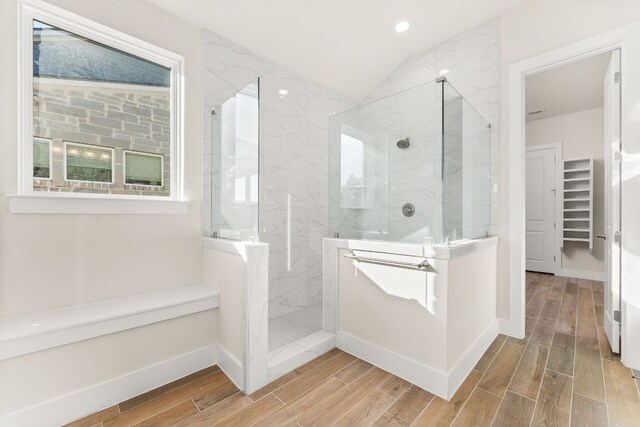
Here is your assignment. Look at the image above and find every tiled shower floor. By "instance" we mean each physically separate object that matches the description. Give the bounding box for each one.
[269,303,323,351]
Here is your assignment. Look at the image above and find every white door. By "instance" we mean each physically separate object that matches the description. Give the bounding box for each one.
[603,49,621,353]
[621,32,640,370]
[526,146,557,273]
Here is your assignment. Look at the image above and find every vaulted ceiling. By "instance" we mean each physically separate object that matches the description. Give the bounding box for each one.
[144,0,529,101]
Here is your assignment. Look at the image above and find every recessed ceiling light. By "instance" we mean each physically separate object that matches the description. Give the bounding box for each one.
[278,89,288,95]
[395,21,410,33]
[439,69,450,75]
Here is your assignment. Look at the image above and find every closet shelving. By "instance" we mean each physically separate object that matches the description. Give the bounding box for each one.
[562,158,594,252]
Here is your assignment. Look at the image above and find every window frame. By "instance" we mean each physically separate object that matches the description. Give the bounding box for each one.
[63,142,116,185]
[123,150,164,188]
[16,0,185,209]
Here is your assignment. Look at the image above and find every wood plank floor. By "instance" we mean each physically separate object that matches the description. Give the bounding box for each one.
[66,273,640,427]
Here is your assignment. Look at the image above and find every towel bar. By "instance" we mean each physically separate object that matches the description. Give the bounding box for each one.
[343,250,434,272]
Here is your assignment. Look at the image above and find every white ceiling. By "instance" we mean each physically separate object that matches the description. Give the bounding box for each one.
[525,52,612,122]
[144,0,529,102]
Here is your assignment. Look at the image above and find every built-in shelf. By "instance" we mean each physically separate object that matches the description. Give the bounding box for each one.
[564,168,590,173]
[564,177,590,182]
[562,158,594,252]
[564,188,590,193]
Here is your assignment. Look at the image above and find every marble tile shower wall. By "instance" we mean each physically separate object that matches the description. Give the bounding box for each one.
[337,84,442,242]
[360,19,500,236]
[202,31,354,320]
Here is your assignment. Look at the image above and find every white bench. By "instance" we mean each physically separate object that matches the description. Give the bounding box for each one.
[0,285,219,360]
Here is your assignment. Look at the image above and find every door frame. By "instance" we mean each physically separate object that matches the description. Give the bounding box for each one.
[525,143,563,275]
[505,21,640,341]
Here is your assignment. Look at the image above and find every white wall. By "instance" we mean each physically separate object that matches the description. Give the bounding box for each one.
[498,0,640,318]
[0,0,214,416]
[526,108,605,273]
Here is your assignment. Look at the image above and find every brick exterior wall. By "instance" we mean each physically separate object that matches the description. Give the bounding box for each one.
[32,79,171,196]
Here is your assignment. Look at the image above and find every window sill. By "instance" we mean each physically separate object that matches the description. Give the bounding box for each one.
[7,194,188,214]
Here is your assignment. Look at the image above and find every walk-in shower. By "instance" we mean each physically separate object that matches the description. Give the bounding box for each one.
[209,77,326,357]
[329,77,492,243]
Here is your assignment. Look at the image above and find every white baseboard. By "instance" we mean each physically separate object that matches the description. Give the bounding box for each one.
[217,344,243,391]
[499,317,524,338]
[337,320,498,400]
[446,320,499,396]
[559,268,605,281]
[337,331,449,399]
[0,344,218,427]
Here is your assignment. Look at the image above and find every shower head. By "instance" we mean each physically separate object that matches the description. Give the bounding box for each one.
[397,137,410,149]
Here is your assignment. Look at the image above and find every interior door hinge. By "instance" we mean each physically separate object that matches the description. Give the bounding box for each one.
[614,151,622,163]
[614,231,621,243]
[614,72,621,84]
[614,310,622,323]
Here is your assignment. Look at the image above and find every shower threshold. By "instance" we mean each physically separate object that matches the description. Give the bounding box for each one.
[267,329,336,383]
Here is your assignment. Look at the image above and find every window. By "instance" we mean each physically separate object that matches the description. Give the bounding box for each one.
[65,142,113,183]
[340,133,368,209]
[33,138,51,179]
[17,0,184,206]
[124,151,163,186]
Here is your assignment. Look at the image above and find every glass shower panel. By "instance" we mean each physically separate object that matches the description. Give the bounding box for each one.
[442,81,491,241]
[329,81,443,243]
[211,79,260,240]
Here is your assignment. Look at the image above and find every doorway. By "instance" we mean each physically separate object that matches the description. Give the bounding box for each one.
[523,50,620,354]
[507,24,640,371]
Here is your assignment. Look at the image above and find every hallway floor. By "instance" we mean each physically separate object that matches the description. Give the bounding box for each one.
[66,273,640,427]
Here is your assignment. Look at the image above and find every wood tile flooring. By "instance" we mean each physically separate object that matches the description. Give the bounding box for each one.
[66,273,640,427]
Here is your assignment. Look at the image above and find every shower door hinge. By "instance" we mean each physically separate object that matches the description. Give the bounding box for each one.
[614,310,622,323]
[614,72,621,84]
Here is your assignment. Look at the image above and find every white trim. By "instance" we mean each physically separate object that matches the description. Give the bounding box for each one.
[0,344,217,427]
[217,344,244,391]
[123,150,164,187]
[443,319,499,397]
[0,284,218,360]
[525,142,563,275]
[18,0,184,203]
[7,194,188,214]
[559,268,605,281]
[337,320,497,400]
[63,141,115,184]
[507,21,640,338]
